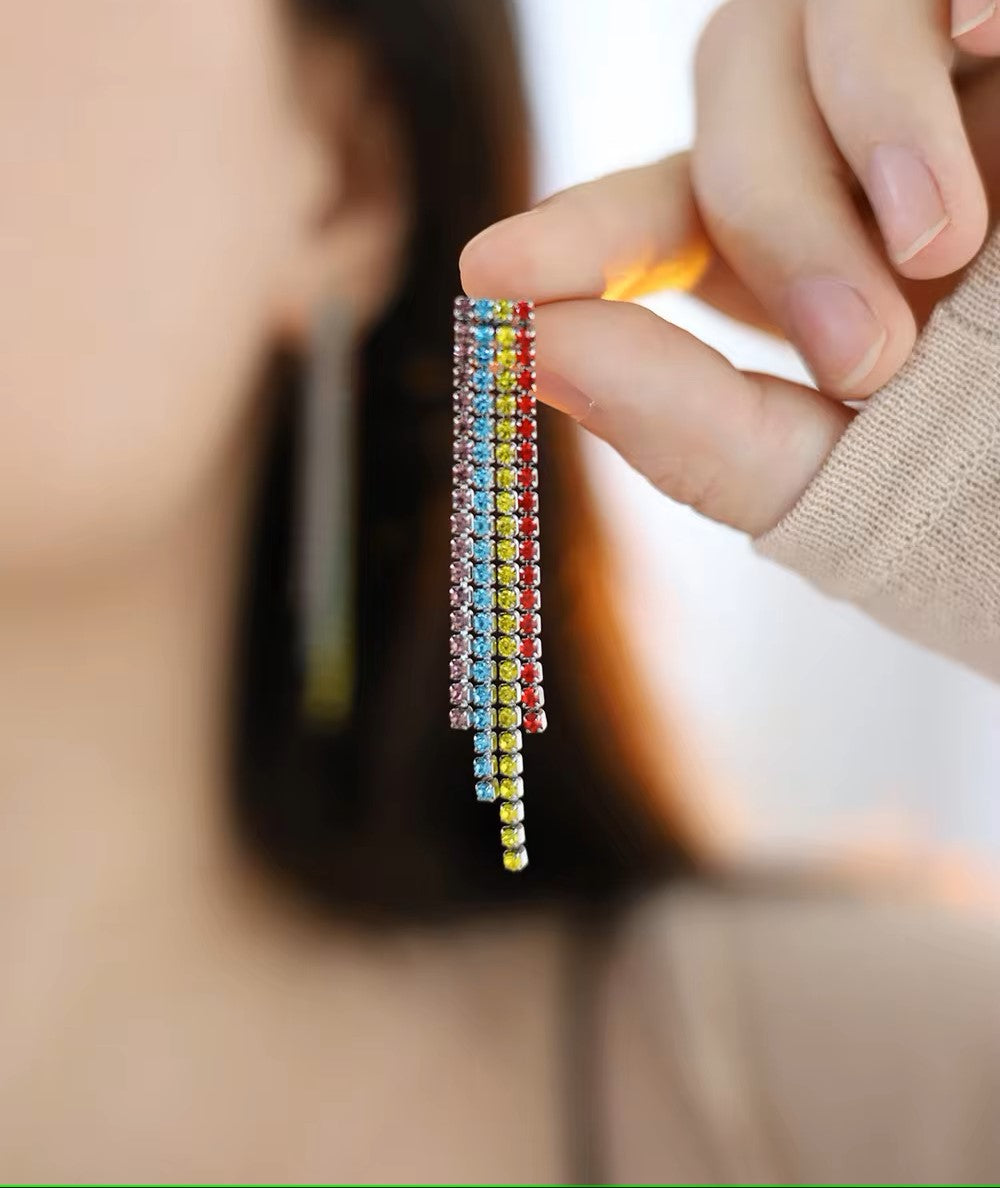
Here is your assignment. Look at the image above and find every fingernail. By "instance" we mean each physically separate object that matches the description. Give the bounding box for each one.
[952,0,996,36]
[787,277,887,394]
[535,366,596,422]
[867,144,949,265]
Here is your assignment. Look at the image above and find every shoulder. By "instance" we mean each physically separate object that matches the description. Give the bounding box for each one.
[604,879,1000,1183]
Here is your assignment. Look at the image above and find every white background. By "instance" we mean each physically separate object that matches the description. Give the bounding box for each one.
[515,0,1000,871]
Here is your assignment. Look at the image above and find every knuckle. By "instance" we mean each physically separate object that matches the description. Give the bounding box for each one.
[648,453,725,519]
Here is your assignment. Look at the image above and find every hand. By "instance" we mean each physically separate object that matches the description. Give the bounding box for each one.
[461,0,1000,535]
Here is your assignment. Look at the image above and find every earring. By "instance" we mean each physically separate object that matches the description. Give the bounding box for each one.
[450,297,546,873]
[298,299,357,726]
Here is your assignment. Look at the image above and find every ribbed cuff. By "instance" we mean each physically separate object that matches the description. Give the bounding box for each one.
[754,228,1000,679]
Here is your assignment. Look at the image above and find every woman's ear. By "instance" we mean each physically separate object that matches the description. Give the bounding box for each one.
[272,29,410,346]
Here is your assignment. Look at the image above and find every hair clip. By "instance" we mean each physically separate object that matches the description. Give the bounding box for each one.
[449,297,546,872]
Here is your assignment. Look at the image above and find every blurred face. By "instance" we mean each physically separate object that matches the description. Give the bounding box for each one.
[0,1,322,574]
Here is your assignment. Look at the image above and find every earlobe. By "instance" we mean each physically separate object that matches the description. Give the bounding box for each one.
[271,29,408,350]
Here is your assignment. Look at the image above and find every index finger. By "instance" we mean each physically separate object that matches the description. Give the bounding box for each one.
[459,155,710,304]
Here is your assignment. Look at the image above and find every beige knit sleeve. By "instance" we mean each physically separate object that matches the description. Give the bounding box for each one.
[755,229,1000,682]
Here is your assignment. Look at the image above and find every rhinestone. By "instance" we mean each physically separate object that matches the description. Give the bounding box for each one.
[453,295,472,319]
[453,437,473,460]
[519,587,540,611]
[498,683,521,706]
[452,486,473,511]
[521,685,544,709]
[450,634,471,657]
[475,780,497,803]
[521,563,539,586]
[519,516,539,538]
[471,587,495,609]
[496,540,516,562]
[499,799,524,824]
[450,682,470,704]
[454,387,475,410]
[519,636,540,659]
[517,371,534,391]
[471,391,492,415]
[449,708,470,729]
[497,563,519,587]
[495,394,516,417]
[470,684,496,708]
[473,730,496,755]
[470,660,495,683]
[496,515,517,538]
[472,612,496,635]
[517,441,537,464]
[496,468,516,490]
[496,635,519,659]
[501,822,526,849]
[516,418,536,439]
[497,612,518,636]
[470,441,493,464]
[471,466,494,490]
[495,419,515,441]
[472,368,492,392]
[496,371,517,392]
[453,462,473,484]
[474,346,494,366]
[495,348,517,370]
[449,584,471,608]
[495,325,516,347]
[473,753,497,777]
[520,661,542,685]
[498,658,520,682]
[517,393,536,414]
[472,539,495,562]
[450,512,473,535]
[472,490,491,513]
[497,588,517,611]
[518,539,540,562]
[524,710,547,734]
[517,466,537,489]
[450,536,473,560]
[473,325,494,345]
[497,706,521,729]
[449,657,470,681]
[498,775,523,800]
[498,753,523,778]
[495,490,516,513]
[503,846,529,872]
[517,490,537,513]
[519,612,540,634]
[470,635,495,659]
[472,514,494,537]
[493,299,514,321]
[472,416,494,441]
[450,608,471,633]
[470,708,496,730]
[513,300,532,321]
[453,411,473,433]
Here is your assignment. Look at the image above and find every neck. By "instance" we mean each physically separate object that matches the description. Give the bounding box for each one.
[0,449,260,976]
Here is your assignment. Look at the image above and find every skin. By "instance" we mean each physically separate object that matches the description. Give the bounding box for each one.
[462,0,1000,536]
[0,3,566,1182]
[1,0,996,1177]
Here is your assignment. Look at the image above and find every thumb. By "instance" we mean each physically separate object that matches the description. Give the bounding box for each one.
[534,299,851,536]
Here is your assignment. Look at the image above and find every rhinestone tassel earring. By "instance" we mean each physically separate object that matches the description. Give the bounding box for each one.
[450,297,546,873]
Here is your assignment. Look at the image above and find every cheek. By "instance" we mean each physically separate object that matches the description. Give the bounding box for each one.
[0,0,307,571]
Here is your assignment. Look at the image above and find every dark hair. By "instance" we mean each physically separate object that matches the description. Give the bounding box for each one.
[232,0,694,921]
